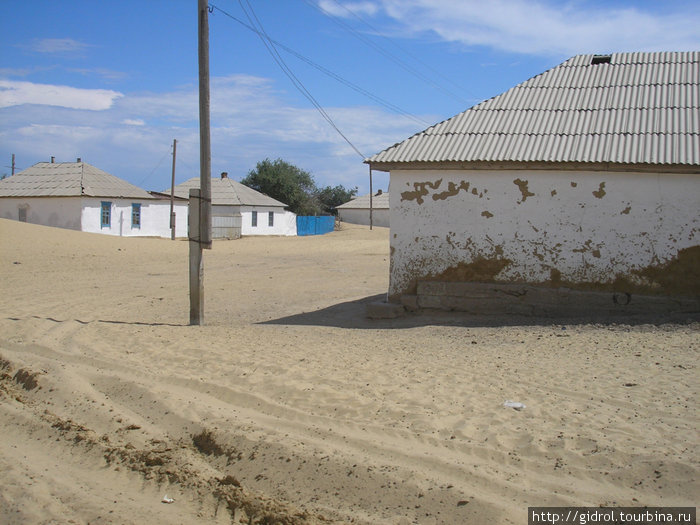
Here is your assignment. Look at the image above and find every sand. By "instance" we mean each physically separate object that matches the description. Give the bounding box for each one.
[0,217,698,524]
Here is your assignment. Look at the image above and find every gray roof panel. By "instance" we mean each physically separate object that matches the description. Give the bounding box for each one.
[368,52,700,168]
[0,162,153,198]
[336,191,390,210]
[167,177,288,207]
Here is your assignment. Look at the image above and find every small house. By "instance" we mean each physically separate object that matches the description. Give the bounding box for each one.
[336,190,390,227]
[168,172,296,238]
[0,160,188,238]
[366,52,700,315]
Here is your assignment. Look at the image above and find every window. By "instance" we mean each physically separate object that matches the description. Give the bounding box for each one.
[252,210,258,227]
[268,211,274,227]
[131,203,141,228]
[18,206,27,222]
[101,201,111,228]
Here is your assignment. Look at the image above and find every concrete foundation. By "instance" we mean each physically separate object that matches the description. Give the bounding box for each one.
[413,281,700,318]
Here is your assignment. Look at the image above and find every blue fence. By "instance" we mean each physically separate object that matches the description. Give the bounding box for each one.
[296,215,335,236]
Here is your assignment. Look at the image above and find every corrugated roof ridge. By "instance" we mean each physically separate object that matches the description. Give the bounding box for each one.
[367,51,700,166]
[366,56,583,162]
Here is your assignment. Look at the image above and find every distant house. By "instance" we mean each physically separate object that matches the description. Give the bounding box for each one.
[366,52,700,315]
[0,160,188,238]
[168,172,296,238]
[336,190,390,227]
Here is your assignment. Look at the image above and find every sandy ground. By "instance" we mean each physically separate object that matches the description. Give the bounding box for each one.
[0,218,698,524]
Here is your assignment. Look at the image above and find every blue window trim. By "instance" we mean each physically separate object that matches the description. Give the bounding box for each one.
[131,203,141,228]
[101,201,111,228]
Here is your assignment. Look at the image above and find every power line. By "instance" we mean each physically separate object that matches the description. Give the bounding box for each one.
[304,0,470,105]
[209,3,430,127]
[234,0,366,159]
[326,0,479,101]
[137,145,172,187]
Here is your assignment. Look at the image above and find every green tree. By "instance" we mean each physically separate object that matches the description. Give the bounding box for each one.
[316,184,358,215]
[241,158,357,217]
[241,158,318,215]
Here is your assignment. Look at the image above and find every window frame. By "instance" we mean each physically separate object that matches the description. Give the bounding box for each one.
[251,210,258,227]
[131,203,141,229]
[268,211,274,227]
[100,201,112,228]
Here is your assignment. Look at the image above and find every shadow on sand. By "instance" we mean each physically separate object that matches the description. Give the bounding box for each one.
[260,294,699,330]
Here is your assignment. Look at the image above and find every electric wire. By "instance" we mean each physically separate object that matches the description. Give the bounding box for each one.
[209,3,430,127]
[236,0,366,159]
[137,146,172,187]
[303,0,470,105]
[326,0,479,101]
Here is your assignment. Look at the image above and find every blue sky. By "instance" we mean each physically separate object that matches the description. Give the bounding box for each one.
[1,0,699,194]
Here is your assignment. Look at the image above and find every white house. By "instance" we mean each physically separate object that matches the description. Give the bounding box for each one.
[336,190,390,227]
[168,172,296,238]
[0,160,188,238]
[366,52,700,316]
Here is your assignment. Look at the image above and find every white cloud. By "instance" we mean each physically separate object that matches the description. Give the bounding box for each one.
[69,67,129,81]
[26,38,91,55]
[0,80,123,110]
[0,74,416,193]
[318,0,379,18]
[356,0,700,56]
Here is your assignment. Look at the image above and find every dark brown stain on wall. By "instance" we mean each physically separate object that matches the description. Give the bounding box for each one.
[513,178,535,203]
[633,245,700,295]
[538,246,700,296]
[430,257,512,284]
[395,246,700,299]
[432,180,470,201]
[593,182,607,199]
[400,179,443,205]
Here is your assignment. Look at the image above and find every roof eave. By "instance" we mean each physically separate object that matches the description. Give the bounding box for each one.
[366,160,700,174]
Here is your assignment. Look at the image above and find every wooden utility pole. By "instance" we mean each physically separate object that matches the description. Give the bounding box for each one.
[191,0,213,325]
[189,188,204,323]
[369,165,373,230]
[11,154,15,175]
[198,0,212,247]
[170,139,177,240]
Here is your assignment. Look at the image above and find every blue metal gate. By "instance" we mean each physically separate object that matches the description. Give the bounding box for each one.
[296,215,334,236]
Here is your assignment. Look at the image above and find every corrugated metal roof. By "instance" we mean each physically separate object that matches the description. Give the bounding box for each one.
[0,162,153,198]
[367,52,700,168]
[167,176,288,207]
[336,191,390,210]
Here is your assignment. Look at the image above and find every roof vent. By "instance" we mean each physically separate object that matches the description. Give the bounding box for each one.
[50,156,55,163]
[77,157,82,162]
[221,172,228,179]
[375,189,383,196]
[591,54,611,65]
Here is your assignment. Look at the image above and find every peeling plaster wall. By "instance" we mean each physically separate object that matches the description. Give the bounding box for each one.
[389,169,699,299]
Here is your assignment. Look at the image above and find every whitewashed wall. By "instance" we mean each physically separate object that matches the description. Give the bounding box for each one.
[339,208,390,227]
[389,169,700,298]
[81,198,188,238]
[0,196,83,230]
[240,206,296,236]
